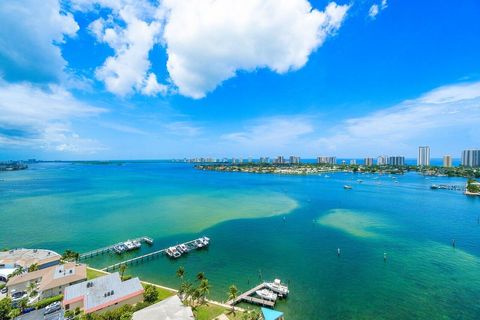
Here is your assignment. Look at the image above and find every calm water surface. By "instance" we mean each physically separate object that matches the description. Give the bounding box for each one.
[1,162,479,319]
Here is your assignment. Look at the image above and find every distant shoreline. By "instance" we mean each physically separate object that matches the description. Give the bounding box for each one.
[195,163,480,179]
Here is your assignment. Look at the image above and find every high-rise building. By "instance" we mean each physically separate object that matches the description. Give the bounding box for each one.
[417,146,430,166]
[377,155,387,165]
[317,156,336,165]
[443,155,452,168]
[259,157,269,164]
[274,156,285,164]
[289,156,301,164]
[349,159,357,165]
[462,149,480,167]
[388,156,405,166]
[364,158,374,166]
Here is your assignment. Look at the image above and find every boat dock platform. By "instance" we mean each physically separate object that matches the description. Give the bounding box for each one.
[79,236,154,260]
[101,237,209,271]
[227,282,287,308]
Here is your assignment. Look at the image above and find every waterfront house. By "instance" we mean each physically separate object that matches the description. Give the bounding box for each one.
[132,295,194,320]
[6,262,86,299]
[0,248,61,281]
[63,272,144,314]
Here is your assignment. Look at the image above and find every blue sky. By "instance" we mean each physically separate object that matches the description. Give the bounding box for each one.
[0,0,479,160]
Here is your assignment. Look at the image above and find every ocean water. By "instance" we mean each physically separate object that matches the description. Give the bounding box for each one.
[1,162,480,319]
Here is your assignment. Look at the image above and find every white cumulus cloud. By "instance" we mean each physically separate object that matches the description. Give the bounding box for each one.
[70,0,350,98]
[0,0,79,83]
[0,81,106,153]
[87,2,165,97]
[162,0,350,98]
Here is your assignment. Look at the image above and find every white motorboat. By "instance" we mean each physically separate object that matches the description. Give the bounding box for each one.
[113,243,127,254]
[265,279,289,296]
[201,237,210,246]
[132,240,141,248]
[166,246,181,258]
[179,244,188,252]
[256,289,277,301]
[195,239,204,248]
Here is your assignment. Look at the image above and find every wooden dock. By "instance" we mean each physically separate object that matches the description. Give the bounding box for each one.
[79,236,153,260]
[101,238,205,271]
[227,283,275,308]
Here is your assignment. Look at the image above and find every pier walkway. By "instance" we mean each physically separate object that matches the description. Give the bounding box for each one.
[227,283,276,308]
[79,236,153,260]
[101,238,204,272]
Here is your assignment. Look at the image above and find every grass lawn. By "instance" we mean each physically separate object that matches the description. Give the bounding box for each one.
[144,284,176,302]
[194,304,246,320]
[86,267,109,280]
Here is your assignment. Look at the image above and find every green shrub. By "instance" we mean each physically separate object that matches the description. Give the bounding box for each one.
[35,295,63,309]
[143,285,159,303]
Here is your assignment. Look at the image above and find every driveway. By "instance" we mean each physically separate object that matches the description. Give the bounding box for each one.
[15,309,64,320]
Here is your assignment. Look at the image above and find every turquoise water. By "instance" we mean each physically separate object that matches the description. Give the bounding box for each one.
[1,162,480,319]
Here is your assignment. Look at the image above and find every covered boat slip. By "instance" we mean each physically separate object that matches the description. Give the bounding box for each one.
[226,279,289,308]
[262,307,285,320]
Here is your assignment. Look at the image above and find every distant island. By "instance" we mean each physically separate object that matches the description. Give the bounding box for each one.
[0,161,28,172]
[195,163,480,179]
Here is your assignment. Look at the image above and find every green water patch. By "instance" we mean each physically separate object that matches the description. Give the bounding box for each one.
[316,208,390,239]
[96,191,299,238]
[0,189,298,249]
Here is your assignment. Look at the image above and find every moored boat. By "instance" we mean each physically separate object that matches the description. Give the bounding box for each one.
[166,246,182,258]
[344,185,353,190]
[195,239,205,248]
[265,279,289,296]
[256,289,277,301]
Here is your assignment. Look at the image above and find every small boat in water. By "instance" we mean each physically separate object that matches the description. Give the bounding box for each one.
[195,239,204,248]
[201,236,210,246]
[166,247,181,258]
[113,243,127,254]
[256,289,277,301]
[265,279,289,296]
[344,185,353,190]
[143,237,154,245]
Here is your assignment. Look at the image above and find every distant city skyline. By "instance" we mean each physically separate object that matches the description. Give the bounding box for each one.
[0,0,479,160]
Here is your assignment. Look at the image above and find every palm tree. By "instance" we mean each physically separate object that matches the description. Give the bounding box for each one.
[197,279,210,305]
[176,266,185,281]
[196,272,205,282]
[190,287,201,308]
[179,281,193,301]
[18,298,28,313]
[62,250,79,262]
[9,266,24,278]
[227,285,238,314]
[119,264,127,280]
[28,263,39,272]
[27,281,38,298]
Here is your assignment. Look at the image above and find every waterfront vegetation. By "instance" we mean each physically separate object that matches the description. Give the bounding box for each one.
[62,249,80,262]
[466,179,480,194]
[196,163,480,178]
[86,267,108,280]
